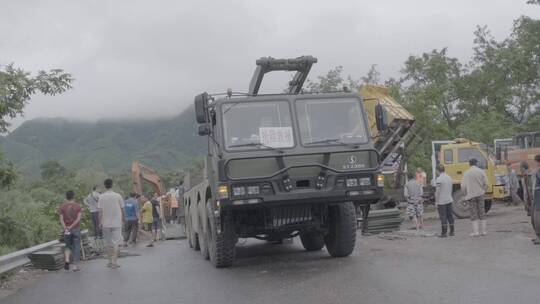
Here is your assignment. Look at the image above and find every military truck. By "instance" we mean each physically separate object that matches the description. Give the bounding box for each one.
[183,56,413,267]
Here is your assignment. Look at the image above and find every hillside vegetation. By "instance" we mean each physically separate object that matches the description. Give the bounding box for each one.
[0,106,205,178]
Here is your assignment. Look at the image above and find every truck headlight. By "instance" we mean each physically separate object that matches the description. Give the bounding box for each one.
[346,178,358,187]
[218,185,229,199]
[232,186,246,196]
[359,177,371,186]
[247,186,260,195]
[377,174,385,187]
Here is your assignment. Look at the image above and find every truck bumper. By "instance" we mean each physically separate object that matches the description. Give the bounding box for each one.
[221,187,383,208]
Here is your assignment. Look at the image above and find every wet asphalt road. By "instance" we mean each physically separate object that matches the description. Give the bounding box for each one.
[3,204,540,304]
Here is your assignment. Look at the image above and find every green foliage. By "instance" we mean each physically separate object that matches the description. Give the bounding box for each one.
[40,160,67,180]
[1,106,206,178]
[0,64,73,133]
[0,157,17,189]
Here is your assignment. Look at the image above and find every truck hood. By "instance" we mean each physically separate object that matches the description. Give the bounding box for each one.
[225,150,379,180]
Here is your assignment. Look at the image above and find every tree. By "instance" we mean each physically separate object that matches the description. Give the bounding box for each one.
[0,64,73,133]
[0,158,17,189]
[40,160,67,180]
[361,64,381,85]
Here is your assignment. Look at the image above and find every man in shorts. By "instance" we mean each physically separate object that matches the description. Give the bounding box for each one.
[98,179,124,268]
[145,193,162,247]
[58,190,82,272]
[461,158,489,237]
[141,196,154,243]
[404,171,424,232]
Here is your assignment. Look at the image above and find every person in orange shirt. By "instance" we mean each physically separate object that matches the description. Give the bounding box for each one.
[169,192,179,223]
[416,167,427,188]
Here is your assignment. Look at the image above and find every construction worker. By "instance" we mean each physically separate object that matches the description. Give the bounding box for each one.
[461,158,489,237]
[506,161,523,206]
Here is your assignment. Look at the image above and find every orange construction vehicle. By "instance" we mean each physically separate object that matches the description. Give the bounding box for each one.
[503,132,540,176]
[131,160,165,196]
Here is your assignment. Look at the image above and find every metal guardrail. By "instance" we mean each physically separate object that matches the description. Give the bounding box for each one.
[0,240,59,274]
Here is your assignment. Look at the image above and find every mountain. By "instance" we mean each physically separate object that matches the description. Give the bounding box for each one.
[0,106,206,178]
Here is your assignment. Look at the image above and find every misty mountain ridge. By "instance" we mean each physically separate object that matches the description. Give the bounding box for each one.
[0,106,205,178]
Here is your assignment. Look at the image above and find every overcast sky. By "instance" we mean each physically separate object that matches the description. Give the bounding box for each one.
[1,0,539,129]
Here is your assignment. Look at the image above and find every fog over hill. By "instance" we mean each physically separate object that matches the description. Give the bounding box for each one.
[0,106,205,178]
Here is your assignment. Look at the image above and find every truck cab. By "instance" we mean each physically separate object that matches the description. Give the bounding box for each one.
[183,56,385,267]
[434,139,508,218]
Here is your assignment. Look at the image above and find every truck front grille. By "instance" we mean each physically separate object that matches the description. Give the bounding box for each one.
[265,205,313,230]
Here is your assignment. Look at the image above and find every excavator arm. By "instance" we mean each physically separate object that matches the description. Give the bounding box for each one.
[131,160,164,196]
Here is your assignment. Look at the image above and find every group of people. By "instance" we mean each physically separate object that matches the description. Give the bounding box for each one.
[58,178,181,272]
[404,155,540,241]
[59,178,125,271]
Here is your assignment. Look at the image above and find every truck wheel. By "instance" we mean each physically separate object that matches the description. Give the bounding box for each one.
[300,232,325,251]
[186,207,199,250]
[199,215,209,260]
[207,203,236,268]
[324,202,357,257]
[452,189,469,219]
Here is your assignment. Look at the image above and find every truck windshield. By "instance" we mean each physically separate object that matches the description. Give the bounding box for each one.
[222,101,294,150]
[296,98,367,146]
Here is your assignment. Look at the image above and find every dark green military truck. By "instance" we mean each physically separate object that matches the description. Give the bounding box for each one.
[183,56,389,267]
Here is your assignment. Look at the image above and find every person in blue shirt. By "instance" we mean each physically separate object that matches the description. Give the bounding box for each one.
[123,192,140,247]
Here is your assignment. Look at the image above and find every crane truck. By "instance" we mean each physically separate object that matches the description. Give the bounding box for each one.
[183,56,415,267]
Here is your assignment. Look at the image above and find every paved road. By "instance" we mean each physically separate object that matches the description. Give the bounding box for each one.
[3,204,540,304]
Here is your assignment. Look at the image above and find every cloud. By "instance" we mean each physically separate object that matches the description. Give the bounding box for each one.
[1,0,538,126]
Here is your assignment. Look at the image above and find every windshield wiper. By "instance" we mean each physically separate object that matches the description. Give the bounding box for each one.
[305,138,358,148]
[228,142,284,153]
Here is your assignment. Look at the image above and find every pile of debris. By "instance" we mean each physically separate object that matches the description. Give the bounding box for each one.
[359,208,403,234]
[28,247,64,271]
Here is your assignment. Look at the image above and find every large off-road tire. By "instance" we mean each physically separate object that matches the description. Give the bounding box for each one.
[207,203,236,268]
[300,232,325,251]
[324,202,357,257]
[199,211,209,260]
[186,206,200,250]
[452,189,492,219]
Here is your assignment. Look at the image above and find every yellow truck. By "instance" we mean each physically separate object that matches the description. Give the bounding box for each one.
[431,139,508,218]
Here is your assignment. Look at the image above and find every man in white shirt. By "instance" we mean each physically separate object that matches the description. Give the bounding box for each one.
[461,158,489,237]
[435,164,454,237]
[98,178,125,269]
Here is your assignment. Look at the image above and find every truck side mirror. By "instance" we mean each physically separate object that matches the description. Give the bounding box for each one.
[375,103,388,132]
[198,125,210,136]
[194,92,209,124]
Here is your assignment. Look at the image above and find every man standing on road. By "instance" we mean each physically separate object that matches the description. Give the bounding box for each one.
[404,172,424,232]
[98,179,124,268]
[435,164,454,237]
[59,190,82,272]
[461,158,489,237]
[532,155,540,245]
[83,186,102,239]
[147,193,163,247]
[507,162,523,206]
[123,192,140,247]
